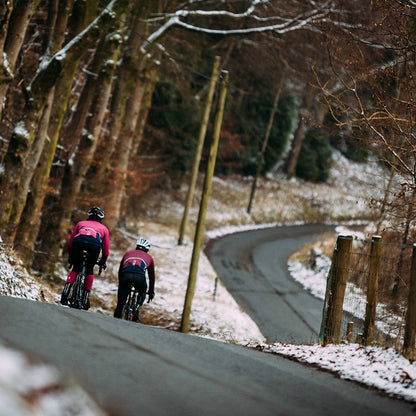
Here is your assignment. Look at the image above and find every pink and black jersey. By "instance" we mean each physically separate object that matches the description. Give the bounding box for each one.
[68,220,110,263]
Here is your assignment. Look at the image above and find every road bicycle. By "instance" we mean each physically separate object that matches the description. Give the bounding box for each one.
[65,250,103,310]
[122,284,149,322]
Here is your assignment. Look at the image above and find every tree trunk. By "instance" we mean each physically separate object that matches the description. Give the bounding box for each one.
[13,0,72,255]
[85,67,128,193]
[0,98,49,239]
[60,32,121,154]
[247,75,284,213]
[105,64,147,229]
[7,92,55,244]
[0,1,12,54]
[0,0,41,117]
[285,108,309,179]
[375,169,395,236]
[392,187,416,296]
[0,1,12,107]
[83,4,150,194]
[14,89,54,259]
[132,62,160,155]
[46,0,100,155]
[285,85,315,179]
[376,62,404,237]
[8,0,71,243]
[103,1,174,228]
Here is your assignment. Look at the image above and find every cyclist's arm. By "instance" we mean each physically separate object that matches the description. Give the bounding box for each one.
[118,257,124,278]
[147,261,155,293]
[102,228,110,262]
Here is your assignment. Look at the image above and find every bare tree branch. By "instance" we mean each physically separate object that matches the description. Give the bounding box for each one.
[141,1,335,52]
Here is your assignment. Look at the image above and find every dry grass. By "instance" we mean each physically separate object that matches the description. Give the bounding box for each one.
[288,232,337,265]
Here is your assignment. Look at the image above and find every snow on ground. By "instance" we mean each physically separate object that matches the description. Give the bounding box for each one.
[0,342,107,416]
[1,150,416,414]
[0,246,42,301]
[259,342,416,402]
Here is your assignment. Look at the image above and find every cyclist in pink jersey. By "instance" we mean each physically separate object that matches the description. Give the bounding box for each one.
[114,237,155,320]
[60,207,109,309]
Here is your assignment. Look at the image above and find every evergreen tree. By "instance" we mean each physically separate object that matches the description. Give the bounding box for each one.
[296,128,333,183]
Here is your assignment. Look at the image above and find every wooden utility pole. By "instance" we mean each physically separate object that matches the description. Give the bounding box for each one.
[180,70,229,333]
[247,76,284,214]
[178,56,221,245]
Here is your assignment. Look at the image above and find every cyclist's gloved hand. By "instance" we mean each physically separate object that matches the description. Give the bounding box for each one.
[148,291,155,302]
[98,260,107,275]
[98,260,107,270]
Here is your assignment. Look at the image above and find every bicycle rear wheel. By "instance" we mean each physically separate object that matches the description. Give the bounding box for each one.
[133,292,146,322]
[69,274,84,309]
[68,281,77,308]
[131,297,139,322]
[122,292,133,320]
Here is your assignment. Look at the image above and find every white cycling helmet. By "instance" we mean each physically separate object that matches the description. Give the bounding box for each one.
[136,237,151,252]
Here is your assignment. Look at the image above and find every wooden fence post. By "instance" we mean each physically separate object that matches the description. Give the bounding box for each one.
[362,235,382,346]
[319,235,352,344]
[403,244,416,360]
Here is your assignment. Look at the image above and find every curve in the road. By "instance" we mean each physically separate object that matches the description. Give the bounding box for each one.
[205,224,335,344]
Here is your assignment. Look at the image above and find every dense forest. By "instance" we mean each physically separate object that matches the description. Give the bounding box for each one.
[0,0,415,273]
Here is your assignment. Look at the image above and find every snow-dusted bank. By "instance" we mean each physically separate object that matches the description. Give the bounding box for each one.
[260,342,416,402]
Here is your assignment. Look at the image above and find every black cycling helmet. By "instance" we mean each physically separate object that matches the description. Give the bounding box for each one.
[88,206,105,221]
[136,237,151,252]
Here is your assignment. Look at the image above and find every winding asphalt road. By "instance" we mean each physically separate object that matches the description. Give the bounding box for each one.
[1,224,415,415]
[205,224,335,343]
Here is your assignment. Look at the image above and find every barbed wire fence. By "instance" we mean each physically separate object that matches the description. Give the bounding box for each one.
[319,234,416,359]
